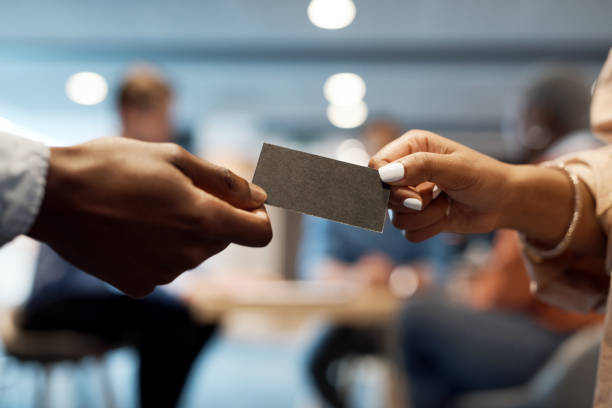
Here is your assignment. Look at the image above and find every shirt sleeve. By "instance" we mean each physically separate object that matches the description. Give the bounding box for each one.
[521,145,612,313]
[0,132,50,246]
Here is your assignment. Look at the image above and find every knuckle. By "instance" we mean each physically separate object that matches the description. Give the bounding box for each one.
[221,168,237,191]
[164,143,187,162]
[411,152,432,181]
[221,169,250,198]
[197,206,223,232]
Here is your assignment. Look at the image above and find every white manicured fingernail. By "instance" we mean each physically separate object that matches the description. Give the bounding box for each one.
[388,209,393,221]
[432,184,441,199]
[378,162,404,183]
[403,198,422,211]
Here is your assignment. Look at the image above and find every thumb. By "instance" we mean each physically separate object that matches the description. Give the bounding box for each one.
[377,151,464,188]
[170,146,267,210]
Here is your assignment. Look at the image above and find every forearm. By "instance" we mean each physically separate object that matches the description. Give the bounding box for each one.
[501,164,605,256]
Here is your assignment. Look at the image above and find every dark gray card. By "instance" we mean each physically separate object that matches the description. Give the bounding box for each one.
[253,143,390,232]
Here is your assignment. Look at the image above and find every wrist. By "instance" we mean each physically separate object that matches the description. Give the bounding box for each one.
[496,163,523,231]
[499,164,573,247]
[27,145,79,242]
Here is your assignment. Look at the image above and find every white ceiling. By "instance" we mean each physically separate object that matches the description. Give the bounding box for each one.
[0,0,610,154]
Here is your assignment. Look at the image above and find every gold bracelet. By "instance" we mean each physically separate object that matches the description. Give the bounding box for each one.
[519,162,582,260]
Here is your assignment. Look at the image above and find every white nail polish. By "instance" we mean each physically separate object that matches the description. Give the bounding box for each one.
[403,198,422,211]
[432,184,441,199]
[388,209,393,221]
[378,162,404,183]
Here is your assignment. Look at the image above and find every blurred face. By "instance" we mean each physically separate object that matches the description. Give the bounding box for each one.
[517,106,554,159]
[121,97,173,143]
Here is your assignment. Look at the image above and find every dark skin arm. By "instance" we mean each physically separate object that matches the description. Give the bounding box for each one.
[28,137,272,297]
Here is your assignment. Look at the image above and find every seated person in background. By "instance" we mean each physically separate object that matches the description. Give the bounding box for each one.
[299,120,456,408]
[399,68,604,408]
[20,67,216,408]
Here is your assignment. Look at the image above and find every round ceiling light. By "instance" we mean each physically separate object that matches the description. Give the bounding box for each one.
[323,72,366,106]
[65,72,108,105]
[327,100,368,129]
[307,0,356,30]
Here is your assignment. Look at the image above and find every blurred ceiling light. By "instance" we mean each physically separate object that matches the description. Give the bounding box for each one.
[323,72,366,105]
[337,138,364,152]
[65,72,108,105]
[336,138,370,166]
[307,0,356,30]
[327,100,368,129]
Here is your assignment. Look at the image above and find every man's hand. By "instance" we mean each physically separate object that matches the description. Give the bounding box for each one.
[28,137,272,297]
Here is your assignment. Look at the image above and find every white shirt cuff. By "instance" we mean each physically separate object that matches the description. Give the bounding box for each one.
[0,132,50,246]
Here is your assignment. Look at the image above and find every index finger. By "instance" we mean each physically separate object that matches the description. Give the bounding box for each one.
[368,129,460,170]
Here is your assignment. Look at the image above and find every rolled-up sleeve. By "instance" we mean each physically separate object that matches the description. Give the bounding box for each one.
[521,145,612,313]
[0,132,50,246]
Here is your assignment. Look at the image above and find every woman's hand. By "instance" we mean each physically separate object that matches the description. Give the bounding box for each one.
[369,130,586,249]
[369,130,517,241]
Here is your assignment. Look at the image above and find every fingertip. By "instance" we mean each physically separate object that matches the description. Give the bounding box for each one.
[378,162,405,183]
[252,206,269,219]
[251,207,273,246]
[432,184,441,199]
[402,198,423,211]
[250,183,267,204]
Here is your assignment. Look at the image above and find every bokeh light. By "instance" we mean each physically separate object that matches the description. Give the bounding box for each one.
[65,72,108,105]
[307,0,356,30]
[327,100,368,129]
[323,72,366,105]
[336,138,370,165]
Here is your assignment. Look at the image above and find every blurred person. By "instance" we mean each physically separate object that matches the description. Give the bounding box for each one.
[0,64,271,298]
[299,120,456,408]
[18,68,227,408]
[385,69,604,408]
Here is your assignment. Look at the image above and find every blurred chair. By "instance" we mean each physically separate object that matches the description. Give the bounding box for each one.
[0,308,121,408]
[451,324,603,408]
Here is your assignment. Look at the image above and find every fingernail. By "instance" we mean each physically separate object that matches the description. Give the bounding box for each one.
[378,162,404,183]
[250,183,267,203]
[388,209,393,221]
[403,198,422,211]
[432,184,441,199]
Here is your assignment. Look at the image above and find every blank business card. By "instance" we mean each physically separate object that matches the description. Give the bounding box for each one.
[253,143,390,232]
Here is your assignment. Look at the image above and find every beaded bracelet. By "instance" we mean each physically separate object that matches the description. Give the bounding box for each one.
[519,162,582,260]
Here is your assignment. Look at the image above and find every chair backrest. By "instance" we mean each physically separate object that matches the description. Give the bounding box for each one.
[0,308,119,363]
[525,324,603,408]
